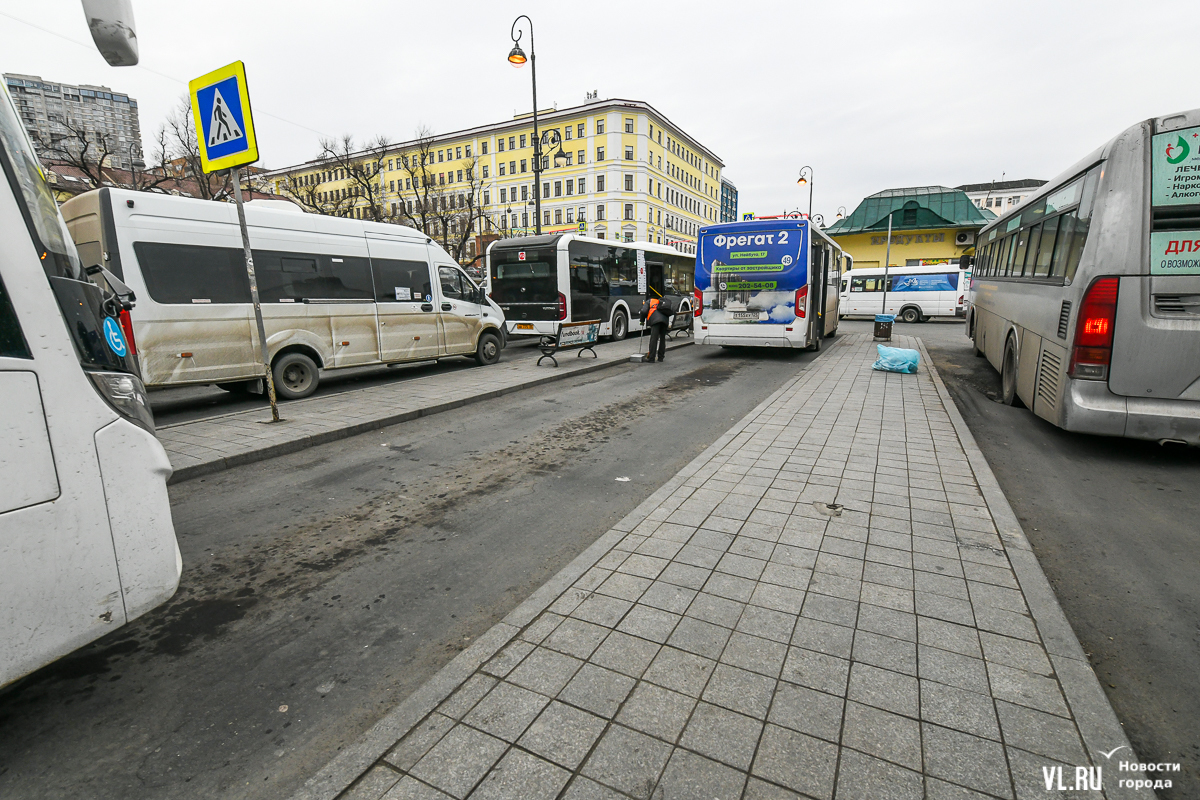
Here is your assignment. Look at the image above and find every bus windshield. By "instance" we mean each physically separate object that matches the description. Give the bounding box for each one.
[697,222,808,324]
[0,85,136,373]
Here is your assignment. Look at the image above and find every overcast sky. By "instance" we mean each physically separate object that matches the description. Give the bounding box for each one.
[2,1,1192,219]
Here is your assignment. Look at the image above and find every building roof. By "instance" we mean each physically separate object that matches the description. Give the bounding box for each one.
[825,186,991,235]
[954,178,1046,193]
[720,176,737,190]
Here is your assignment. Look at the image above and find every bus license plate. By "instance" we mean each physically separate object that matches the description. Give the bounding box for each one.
[730,312,762,320]
[515,323,535,331]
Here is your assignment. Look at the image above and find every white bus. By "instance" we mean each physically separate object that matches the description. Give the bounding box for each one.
[0,84,180,686]
[966,106,1200,445]
[840,264,967,322]
[694,219,843,350]
[60,189,507,399]
[486,235,693,340]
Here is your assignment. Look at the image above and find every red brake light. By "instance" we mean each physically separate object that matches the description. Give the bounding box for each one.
[1069,277,1118,379]
[693,288,703,317]
[118,308,137,356]
[557,292,567,321]
[795,285,808,319]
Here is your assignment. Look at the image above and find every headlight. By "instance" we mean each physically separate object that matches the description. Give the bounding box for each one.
[88,370,156,433]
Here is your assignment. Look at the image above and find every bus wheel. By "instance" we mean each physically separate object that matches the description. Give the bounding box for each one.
[475,332,502,366]
[824,325,837,339]
[273,352,319,400]
[1001,338,1022,407]
[808,335,822,352]
[899,307,920,324]
[611,310,629,341]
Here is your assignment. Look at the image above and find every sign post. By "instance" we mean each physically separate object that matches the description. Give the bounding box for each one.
[188,61,280,422]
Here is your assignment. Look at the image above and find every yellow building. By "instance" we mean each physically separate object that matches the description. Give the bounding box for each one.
[825,186,990,270]
[264,98,724,262]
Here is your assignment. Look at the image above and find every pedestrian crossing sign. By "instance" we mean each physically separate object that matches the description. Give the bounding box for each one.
[188,60,259,173]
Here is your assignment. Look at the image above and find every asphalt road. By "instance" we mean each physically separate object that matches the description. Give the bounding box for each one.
[149,339,547,428]
[848,317,1200,798]
[0,341,820,800]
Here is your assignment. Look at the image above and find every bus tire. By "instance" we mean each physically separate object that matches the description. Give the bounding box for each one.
[1001,338,1023,407]
[610,309,629,341]
[899,307,920,324]
[824,325,837,339]
[808,335,822,352]
[475,332,502,366]
[273,352,319,400]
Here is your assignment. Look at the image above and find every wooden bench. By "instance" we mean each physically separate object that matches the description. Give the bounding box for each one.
[537,319,601,367]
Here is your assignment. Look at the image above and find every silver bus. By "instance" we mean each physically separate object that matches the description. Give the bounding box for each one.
[966,107,1200,445]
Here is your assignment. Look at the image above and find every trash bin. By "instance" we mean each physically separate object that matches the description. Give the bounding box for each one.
[874,314,895,341]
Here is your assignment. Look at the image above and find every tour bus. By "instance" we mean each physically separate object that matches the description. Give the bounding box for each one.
[486,235,693,340]
[61,189,506,400]
[966,106,1200,445]
[1,82,181,682]
[695,218,843,349]
[839,264,967,322]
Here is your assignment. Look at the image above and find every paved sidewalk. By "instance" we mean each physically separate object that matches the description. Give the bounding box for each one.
[158,335,689,484]
[295,333,1147,800]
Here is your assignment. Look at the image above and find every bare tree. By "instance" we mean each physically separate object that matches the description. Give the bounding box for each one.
[34,118,119,189]
[311,134,392,221]
[158,96,232,200]
[396,127,487,264]
[276,171,357,217]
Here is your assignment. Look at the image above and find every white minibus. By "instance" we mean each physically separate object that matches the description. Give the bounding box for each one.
[840,264,967,322]
[61,189,507,400]
[1,85,180,687]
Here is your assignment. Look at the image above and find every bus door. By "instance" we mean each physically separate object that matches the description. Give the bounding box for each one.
[568,245,609,323]
[436,262,485,355]
[366,237,441,362]
[810,240,827,339]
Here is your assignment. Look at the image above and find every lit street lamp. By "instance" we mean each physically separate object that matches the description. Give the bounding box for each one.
[508,15,558,236]
[836,205,847,220]
[796,166,813,221]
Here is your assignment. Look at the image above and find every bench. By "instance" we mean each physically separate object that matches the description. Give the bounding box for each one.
[537,319,601,366]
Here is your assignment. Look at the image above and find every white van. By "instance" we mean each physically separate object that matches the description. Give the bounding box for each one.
[61,189,506,399]
[839,265,966,323]
[1,86,180,687]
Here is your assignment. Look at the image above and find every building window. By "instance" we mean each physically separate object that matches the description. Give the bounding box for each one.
[564,153,573,166]
[555,209,562,224]
[566,208,574,223]
[482,165,489,178]
[625,118,634,133]
[597,146,605,161]
[578,206,586,221]
[543,210,550,226]
[457,170,463,182]
[521,185,529,201]
[438,151,444,162]
[564,127,572,141]
[624,145,634,161]
[388,159,393,170]
[578,178,586,193]
[624,203,634,220]
[566,179,574,196]
[499,164,507,176]
[519,159,526,173]
[520,134,527,148]
[596,119,605,134]
[500,188,507,203]
[498,139,505,152]
[483,190,490,205]
[522,212,528,227]
[481,142,488,155]
[554,181,562,197]
[1010,196,1020,205]
[507,136,515,150]
[543,182,550,198]
[597,205,605,221]
[577,123,585,138]
[624,174,634,191]
[596,175,605,192]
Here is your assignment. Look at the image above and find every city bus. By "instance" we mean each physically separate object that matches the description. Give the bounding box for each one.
[695,218,843,349]
[486,235,694,340]
[61,189,507,400]
[839,264,967,322]
[966,106,1200,445]
[0,62,181,681]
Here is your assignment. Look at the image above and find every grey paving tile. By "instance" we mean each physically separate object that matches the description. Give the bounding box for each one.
[468,749,569,800]
[922,723,1014,799]
[918,645,990,694]
[672,544,723,570]
[408,725,508,799]
[544,619,611,662]
[790,617,854,659]
[558,664,636,718]
[853,629,918,676]
[743,778,805,800]
[751,724,838,800]
[659,561,712,590]
[748,582,807,614]
[517,701,607,770]
[842,700,922,771]
[729,535,775,560]
[439,674,499,720]
[643,646,717,697]
[679,701,764,771]
[384,713,456,771]
[920,680,1001,740]
[343,765,402,800]
[570,594,633,629]
[596,572,652,603]
[685,592,745,629]
[847,662,918,718]
[995,700,1088,766]
[559,777,626,799]
[667,616,732,660]
[616,553,670,580]
[616,604,681,644]
[986,662,1070,717]
[808,572,861,601]
[978,631,1053,676]
[719,630,789,678]
[766,681,844,743]
[379,776,453,800]
[615,681,697,743]
[638,581,697,614]
[923,778,997,800]
[589,630,661,679]
[701,663,776,719]
[581,725,673,800]
[865,544,912,569]
[1005,746,1104,800]
[735,605,797,644]
[834,748,924,800]
[799,593,859,628]
[482,640,535,679]
[716,551,768,580]
[507,648,583,697]
[770,543,819,570]
[653,748,748,800]
[916,591,976,626]
[780,646,850,696]
[518,613,564,645]
[918,617,982,658]
[973,605,1040,642]
[464,681,551,742]
[861,561,913,591]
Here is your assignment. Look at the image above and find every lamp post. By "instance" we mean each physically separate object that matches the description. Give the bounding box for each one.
[881,210,895,316]
[509,16,547,236]
[796,166,813,220]
[836,205,847,220]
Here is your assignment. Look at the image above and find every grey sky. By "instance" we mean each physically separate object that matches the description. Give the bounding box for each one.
[2,0,1189,220]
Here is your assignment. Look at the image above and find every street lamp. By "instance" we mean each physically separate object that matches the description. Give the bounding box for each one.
[836,205,847,220]
[796,166,813,220]
[508,15,546,235]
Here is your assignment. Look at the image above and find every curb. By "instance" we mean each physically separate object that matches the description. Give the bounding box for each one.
[290,336,850,800]
[915,338,1152,800]
[166,340,693,485]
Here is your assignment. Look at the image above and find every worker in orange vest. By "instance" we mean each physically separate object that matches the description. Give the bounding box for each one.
[640,293,672,363]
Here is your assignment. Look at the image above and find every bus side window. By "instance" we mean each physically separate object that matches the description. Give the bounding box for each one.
[134,242,251,304]
[0,272,31,359]
[373,258,432,301]
[850,277,865,292]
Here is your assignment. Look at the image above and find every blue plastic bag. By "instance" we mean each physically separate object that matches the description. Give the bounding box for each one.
[872,345,920,374]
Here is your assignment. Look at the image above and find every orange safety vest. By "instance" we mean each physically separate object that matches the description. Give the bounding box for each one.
[645,298,662,320]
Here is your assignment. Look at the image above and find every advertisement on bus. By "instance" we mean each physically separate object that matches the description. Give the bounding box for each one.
[696,221,808,324]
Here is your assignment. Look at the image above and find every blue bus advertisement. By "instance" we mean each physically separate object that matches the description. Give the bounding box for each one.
[696,219,809,325]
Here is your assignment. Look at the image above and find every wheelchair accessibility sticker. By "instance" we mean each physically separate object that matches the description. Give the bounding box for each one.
[103,317,128,357]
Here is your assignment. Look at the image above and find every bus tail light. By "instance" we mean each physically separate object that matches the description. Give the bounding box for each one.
[795,286,808,319]
[118,308,137,356]
[694,288,703,316]
[1069,277,1119,380]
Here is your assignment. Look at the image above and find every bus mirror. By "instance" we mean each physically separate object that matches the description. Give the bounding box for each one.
[81,0,139,66]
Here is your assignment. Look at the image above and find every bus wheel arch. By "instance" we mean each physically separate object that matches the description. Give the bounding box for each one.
[474,330,502,366]
[610,305,630,341]
[271,346,322,400]
[899,306,921,324]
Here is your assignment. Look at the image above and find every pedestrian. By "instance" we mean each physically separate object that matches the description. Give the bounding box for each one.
[640,293,673,363]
